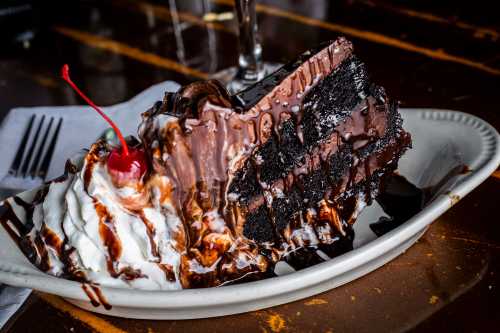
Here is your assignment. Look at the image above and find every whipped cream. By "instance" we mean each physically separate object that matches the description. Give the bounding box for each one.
[25,152,183,290]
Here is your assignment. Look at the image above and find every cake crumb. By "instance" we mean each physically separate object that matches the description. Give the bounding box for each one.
[350,295,356,302]
[429,295,439,305]
[266,313,286,332]
[373,287,382,294]
[446,191,461,205]
[305,298,328,306]
[426,253,433,257]
[456,265,462,270]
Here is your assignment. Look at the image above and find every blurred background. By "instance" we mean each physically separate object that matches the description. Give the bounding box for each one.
[0,0,498,124]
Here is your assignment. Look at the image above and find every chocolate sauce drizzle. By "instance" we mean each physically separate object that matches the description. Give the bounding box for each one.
[94,200,122,277]
[94,200,145,280]
[137,210,160,260]
[0,202,28,241]
[81,283,112,310]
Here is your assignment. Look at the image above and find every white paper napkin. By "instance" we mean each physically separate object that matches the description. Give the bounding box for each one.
[0,80,180,330]
[0,80,180,185]
[0,286,32,329]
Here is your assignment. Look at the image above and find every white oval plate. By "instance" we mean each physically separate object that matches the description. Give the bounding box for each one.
[1,108,499,319]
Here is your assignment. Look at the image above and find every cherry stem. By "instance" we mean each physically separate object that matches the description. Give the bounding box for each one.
[61,64,129,156]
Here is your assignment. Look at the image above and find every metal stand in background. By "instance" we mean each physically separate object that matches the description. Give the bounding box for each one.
[210,0,281,93]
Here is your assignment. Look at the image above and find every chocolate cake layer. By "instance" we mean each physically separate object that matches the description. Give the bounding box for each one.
[228,55,410,250]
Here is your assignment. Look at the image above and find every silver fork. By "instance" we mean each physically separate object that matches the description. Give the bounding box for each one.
[4,114,63,191]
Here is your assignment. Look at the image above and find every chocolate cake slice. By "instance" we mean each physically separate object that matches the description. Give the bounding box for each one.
[140,37,411,287]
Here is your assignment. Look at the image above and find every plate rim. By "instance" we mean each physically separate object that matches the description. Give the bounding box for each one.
[1,108,499,310]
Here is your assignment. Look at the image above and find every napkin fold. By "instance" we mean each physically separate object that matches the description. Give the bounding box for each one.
[0,80,180,184]
[0,286,32,330]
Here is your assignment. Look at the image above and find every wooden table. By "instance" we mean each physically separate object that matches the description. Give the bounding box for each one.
[1,0,499,332]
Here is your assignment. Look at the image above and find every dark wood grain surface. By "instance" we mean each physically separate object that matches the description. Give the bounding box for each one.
[1,0,499,332]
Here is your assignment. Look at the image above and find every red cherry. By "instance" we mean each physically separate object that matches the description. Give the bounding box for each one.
[61,64,149,184]
[107,147,147,185]
[108,147,147,175]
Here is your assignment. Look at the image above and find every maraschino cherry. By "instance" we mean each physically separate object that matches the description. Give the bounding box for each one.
[61,64,147,184]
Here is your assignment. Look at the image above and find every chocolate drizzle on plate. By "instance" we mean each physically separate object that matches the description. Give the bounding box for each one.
[370,174,425,237]
[82,283,112,310]
[370,165,469,237]
[0,202,28,241]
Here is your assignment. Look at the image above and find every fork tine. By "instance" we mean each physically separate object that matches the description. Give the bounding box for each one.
[9,115,35,176]
[29,117,54,178]
[37,118,63,180]
[20,115,45,177]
